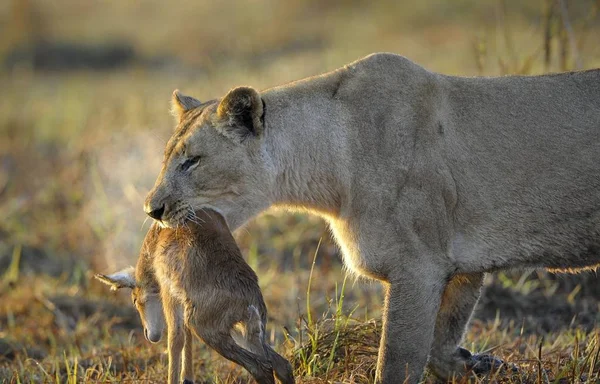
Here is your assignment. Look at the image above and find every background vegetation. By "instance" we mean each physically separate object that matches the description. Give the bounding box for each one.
[1,0,600,382]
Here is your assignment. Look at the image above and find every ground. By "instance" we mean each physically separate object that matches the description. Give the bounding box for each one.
[1,0,600,382]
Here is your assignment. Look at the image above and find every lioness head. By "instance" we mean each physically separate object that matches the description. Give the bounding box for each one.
[144,87,272,229]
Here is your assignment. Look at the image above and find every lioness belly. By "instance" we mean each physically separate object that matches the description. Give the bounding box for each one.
[451,221,600,274]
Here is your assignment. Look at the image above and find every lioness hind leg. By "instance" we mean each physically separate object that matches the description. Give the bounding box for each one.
[427,273,512,380]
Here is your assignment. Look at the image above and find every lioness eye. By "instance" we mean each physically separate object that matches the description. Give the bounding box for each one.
[180,156,201,172]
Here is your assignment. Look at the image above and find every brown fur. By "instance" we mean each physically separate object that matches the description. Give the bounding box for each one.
[96,209,294,384]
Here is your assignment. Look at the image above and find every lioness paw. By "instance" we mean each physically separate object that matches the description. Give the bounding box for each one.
[466,352,518,375]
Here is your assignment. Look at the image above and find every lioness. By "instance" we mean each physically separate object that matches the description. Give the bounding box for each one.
[143,52,600,383]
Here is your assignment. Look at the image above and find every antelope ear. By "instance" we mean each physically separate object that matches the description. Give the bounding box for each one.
[171,90,202,121]
[94,266,136,291]
[215,86,264,141]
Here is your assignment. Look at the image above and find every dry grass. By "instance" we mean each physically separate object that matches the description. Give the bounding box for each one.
[2,0,600,383]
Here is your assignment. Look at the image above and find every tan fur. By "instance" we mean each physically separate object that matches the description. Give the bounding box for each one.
[144,52,600,383]
[96,210,294,384]
[171,90,203,120]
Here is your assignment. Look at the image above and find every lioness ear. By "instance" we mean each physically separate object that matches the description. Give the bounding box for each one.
[171,90,202,121]
[94,267,136,291]
[216,86,264,140]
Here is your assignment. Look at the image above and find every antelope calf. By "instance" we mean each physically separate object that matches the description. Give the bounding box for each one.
[96,209,294,384]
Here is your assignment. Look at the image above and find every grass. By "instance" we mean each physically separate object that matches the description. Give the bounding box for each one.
[2,0,600,382]
[6,269,600,383]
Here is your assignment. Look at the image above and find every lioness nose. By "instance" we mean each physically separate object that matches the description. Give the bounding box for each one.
[145,204,165,221]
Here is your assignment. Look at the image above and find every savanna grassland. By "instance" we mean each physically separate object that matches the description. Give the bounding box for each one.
[2,0,600,383]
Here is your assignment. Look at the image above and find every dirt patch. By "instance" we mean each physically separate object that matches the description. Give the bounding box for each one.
[47,294,140,331]
[476,271,600,334]
[0,338,46,362]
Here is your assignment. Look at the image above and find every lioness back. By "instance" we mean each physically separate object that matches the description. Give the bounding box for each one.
[438,68,600,273]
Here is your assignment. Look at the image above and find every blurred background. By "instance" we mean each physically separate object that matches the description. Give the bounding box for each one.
[1,0,600,382]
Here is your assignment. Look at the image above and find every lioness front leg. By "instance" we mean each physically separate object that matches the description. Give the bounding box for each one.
[428,273,510,380]
[375,270,445,384]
